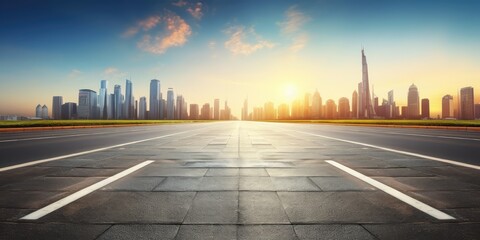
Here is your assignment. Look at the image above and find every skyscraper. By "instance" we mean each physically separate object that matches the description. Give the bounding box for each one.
[190,104,199,120]
[175,95,185,120]
[78,89,97,119]
[61,102,77,120]
[460,87,474,120]
[312,89,322,119]
[277,104,289,120]
[242,98,248,120]
[325,99,337,119]
[475,104,480,119]
[138,97,147,120]
[166,88,175,120]
[41,105,48,119]
[338,97,350,119]
[125,79,133,119]
[52,96,63,120]
[149,79,161,120]
[223,101,231,120]
[214,99,220,120]
[304,93,310,119]
[359,49,375,118]
[264,102,275,120]
[421,98,430,119]
[407,84,420,119]
[387,90,395,118]
[113,85,123,119]
[200,103,210,120]
[35,104,42,118]
[351,90,358,119]
[442,94,454,119]
[98,80,108,119]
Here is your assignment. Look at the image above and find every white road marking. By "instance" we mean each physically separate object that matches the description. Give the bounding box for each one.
[0,129,198,172]
[21,160,154,220]
[326,160,455,220]
[297,131,480,170]
[382,132,480,142]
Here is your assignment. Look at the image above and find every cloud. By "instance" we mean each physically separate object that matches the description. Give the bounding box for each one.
[104,67,118,75]
[137,13,192,54]
[224,26,274,56]
[290,34,308,53]
[68,69,82,78]
[172,0,188,7]
[208,41,216,49]
[123,16,162,37]
[187,2,203,20]
[279,6,310,52]
[279,6,310,34]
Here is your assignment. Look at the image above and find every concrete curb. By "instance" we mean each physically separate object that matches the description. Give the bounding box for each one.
[0,124,157,132]
[313,123,480,132]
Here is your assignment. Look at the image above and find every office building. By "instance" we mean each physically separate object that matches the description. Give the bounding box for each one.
[264,102,275,120]
[61,102,77,120]
[52,96,63,120]
[475,104,480,119]
[77,89,97,119]
[351,90,358,119]
[407,84,420,119]
[278,104,289,120]
[149,79,161,120]
[442,95,454,118]
[421,98,430,119]
[325,99,337,119]
[113,85,123,119]
[242,98,248,120]
[190,104,199,120]
[359,49,375,118]
[41,105,48,119]
[166,88,175,120]
[138,97,147,120]
[125,79,133,119]
[312,90,322,119]
[214,99,220,120]
[35,104,42,118]
[338,97,350,119]
[460,87,475,120]
[200,103,210,120]
[98,80,108,119]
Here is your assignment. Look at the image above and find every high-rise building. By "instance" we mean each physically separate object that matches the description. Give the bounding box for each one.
[359,49,375,118]
[125,79,133,119]
[407,84,420,119]
[442,95,454,119]
[149,79,161,120]
[278,104,289,120]
[98,80,108,119]
[61,102,77,120]
[78,89,97,119]
[264,102,275,120]
[166,88,175,120]
[138,97,147,120]
[190,104,199,120]
[175,95,185,120]
[52,96,63,120]
[351,90,358,119]
[304,93,310,119]
[325,99,337,119]
[387,90,395,118]
[113,85,123,119]
[200,103,210,120]
[35,104,42,118]
[338,97,350,119]
[421,98,430,119]
[41,105,48,119]
[312,90,322,119]
[214,99,220,120]
[222,101,231,120]
[242,98,248,120]
[460,87,474,120]
[475,104,480,119]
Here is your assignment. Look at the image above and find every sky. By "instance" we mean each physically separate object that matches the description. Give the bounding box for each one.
[1,0,480,118]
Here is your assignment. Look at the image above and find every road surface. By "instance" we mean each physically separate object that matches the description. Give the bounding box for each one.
[0,121,479,239]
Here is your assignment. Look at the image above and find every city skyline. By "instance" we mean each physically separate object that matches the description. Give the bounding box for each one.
[1,0,480,117]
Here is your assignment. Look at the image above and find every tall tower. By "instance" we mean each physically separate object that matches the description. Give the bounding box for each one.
[460,87,474,120]
[166,88,175,120]
[125,79,133,119]
[360,49,375,118]
[149,79,160,120]
[52,96,63,120]
[351,90,358,119]
[214,99,220,120]
[407,84,420,119]
[98,80,108,119]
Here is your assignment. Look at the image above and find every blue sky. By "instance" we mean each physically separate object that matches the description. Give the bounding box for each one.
[1,0,479,116]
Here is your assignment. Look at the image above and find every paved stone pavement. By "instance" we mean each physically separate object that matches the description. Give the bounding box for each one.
[0,122,479,239]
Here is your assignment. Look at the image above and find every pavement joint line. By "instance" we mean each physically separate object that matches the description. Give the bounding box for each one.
[20,160,154,220]
[296,131,480,171]
[0,128,206,172]
[325,160,456,220]
[0,129,151,143]
[380,131,480,142]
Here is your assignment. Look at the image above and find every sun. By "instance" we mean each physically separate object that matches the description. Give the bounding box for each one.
[283,84,298,102]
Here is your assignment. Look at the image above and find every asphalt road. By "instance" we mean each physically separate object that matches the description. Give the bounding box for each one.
[0,121,479,239]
